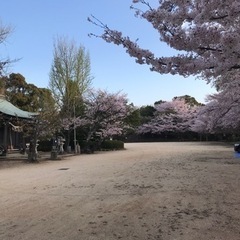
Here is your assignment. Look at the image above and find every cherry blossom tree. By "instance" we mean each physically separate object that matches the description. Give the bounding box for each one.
[62,89,131,142]
[192,76,240,134]
[138,98,199,137]
[89,1,240,138]
[89,0,240,84]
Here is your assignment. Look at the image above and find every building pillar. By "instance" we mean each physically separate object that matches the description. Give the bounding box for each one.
[3,121,8,155]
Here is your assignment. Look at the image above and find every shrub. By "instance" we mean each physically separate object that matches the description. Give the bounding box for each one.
[100,140,124,150]
[79,140,100,154]
[38,140,52,152]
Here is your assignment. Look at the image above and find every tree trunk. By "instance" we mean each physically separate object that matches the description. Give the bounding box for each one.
[28,121,38,162]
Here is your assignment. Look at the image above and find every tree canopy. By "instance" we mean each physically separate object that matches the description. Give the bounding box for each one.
[62,89,131,142]
[138,97,199,136]
[89,0,240,84]
[49,37,92,117]
[5,73,55,113]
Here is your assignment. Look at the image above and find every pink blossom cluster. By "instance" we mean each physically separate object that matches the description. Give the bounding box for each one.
[62,89,130,141]
[83,89,130,141]
[90,0,240,82]
[192,71,240,133]
[138,98,199,135]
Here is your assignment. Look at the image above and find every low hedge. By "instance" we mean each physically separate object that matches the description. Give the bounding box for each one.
[100,140,124,150]
[38,140,52,152]
[79,140,102,153]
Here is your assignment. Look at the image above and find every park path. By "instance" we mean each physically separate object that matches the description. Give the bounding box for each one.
[0,142,240,240]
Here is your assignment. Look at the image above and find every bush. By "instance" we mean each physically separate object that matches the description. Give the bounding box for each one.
[38,140,52,152]
[79,140,100,154]
[100,140,124,150]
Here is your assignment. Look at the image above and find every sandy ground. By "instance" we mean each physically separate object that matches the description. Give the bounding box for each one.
[0,142,240,240]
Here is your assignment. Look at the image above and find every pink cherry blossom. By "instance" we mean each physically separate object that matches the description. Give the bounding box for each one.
[138,98,199,135]
[89,0,240,82]
[192,72,240,133]
[62,89,131,141]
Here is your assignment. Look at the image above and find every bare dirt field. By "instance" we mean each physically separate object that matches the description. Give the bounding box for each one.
[0,142,240,240]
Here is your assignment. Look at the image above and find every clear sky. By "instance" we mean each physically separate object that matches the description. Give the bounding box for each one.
[0,0,215,107]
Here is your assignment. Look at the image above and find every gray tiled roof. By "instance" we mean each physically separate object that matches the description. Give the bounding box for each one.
[0,98,38,119]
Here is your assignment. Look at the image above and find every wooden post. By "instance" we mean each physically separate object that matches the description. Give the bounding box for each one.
[3,121,8,155]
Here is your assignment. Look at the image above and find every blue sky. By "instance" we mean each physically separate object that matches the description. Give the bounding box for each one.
[0,0,215,106]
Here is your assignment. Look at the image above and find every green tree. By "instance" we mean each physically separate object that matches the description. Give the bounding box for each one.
[125,105,141,128]
[5,73,56,113]
[49,37,93,147]
[139,105,156,124]
[173,95,203,107]
[0,73,58,161]
[123,105,141,141]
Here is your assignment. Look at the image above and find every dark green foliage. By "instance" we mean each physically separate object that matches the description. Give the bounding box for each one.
[100,140,124,150]
[79,140,99,153]
[154,100,165,105]
[38,140,52,152]
[139,105,156,124]
[173,95,204,106]
[125,107,141,127]
[4,73,56,112]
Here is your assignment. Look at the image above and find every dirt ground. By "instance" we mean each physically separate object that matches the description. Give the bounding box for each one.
[0,142,240,240]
